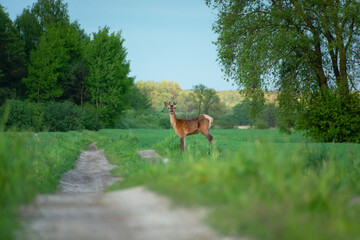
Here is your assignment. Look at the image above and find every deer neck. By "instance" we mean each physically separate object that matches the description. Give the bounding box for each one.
[169,112,177,127]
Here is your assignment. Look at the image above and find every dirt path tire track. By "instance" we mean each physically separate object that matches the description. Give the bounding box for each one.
[19,144,241,240]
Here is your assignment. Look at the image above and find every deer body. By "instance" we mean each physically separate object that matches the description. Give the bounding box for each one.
[165,102,213,152]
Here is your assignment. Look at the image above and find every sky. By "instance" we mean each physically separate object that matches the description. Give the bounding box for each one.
[2,0,239,91]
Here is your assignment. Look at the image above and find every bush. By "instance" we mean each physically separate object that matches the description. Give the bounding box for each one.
[43,101,84,131]
[215,113,234,129]
[82,104,102,130]
[0,100,101,132]
[118,109,169,129]
[233,100,251,125]
[159,115,171,129]
[254,119,269,129]
[297,92,360,143]
[261,103,278,128]
[1,100,45,131]
[0,88,17,106]
[215,120,234,129]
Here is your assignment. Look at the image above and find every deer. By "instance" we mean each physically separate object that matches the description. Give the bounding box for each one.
[164,101,213,152]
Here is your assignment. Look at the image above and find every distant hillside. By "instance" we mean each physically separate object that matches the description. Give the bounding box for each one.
[217,90,244,107]
[216,90,277,107]
[136,80,277,110]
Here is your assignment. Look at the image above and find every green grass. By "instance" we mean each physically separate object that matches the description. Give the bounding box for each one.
[0,131,88,240]
[1,128,360,240]
[97,128,360,240]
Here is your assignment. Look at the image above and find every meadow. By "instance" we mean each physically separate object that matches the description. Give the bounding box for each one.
[95,129,360,240]
[1,129,360,240]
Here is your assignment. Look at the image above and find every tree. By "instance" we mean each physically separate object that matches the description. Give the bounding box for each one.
[136,80,182,109]
[128,85,152,111]
[15,0,70,61]
[60,22,89,105]
[207,0,360,141]
[23,22,83,102]
[0,5,27,100]
[85,27,133,127]
[233,100,251,126]
[190,84,220,114]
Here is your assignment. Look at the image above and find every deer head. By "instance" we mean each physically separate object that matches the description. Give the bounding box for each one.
[164,101,177,115]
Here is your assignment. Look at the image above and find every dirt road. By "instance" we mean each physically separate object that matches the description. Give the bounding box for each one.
[19,144,239,240]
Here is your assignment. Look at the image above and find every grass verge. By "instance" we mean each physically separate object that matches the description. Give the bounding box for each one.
[0,131,88,240]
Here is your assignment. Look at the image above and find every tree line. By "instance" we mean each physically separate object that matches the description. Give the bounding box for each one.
[121,80,278,130]
[0,0,136,129]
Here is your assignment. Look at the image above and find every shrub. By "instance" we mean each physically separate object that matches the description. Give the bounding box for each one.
[254,119,269,129]
[43,101,84,131]
[82,104,102,130]
[1,100,104,132]
[215,120,234,129]
[215,113,234,129]
[297,92,360,143]
[118,109,168,129]
[1,100,45,131]
[0,88,17,106]
[159,115,171,129]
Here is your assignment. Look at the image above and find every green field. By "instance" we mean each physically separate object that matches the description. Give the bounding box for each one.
[93,129,360,240]
[1,129,360,240]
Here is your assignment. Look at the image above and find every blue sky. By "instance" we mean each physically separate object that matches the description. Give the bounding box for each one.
[2,0,238,90]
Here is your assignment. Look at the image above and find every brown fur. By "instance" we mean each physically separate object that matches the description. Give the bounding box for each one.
[164,101,213,152]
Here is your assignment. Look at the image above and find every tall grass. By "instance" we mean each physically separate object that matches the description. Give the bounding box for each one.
[0,131,88,240]
[100,129,360,240]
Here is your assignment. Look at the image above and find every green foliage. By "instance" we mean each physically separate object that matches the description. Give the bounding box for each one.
[0,5,27,95]
[43,101,83,132]
[118,109,169,129]
[159,115,171,129]
[0,131,87,240]
[207,0,360,140]
[1,99,45,131]
[190,84,220,115]
[128,85,152,111]
[215,113,234,129]
[233,100,251,125]
[1,1,134,128]
[85,26,133,127]
[31,0,69,27]
[81,104,102,131]
[23,22,83,102]
[15,0,70,59]
[0,100,100,132]
[254,119,269,129]
[136,80,182,110]
[216,90,243,107]
[297,93,360,143]
[260,103,278,128]
[233,100,278,128]
[0,88,17,106]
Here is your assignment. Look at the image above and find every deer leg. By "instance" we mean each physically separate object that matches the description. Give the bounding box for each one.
[180,137,186,153]
[201,131,213,143]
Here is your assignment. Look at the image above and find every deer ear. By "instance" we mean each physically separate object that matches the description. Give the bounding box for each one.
[173,101,177,106]
[164,102,169,107]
